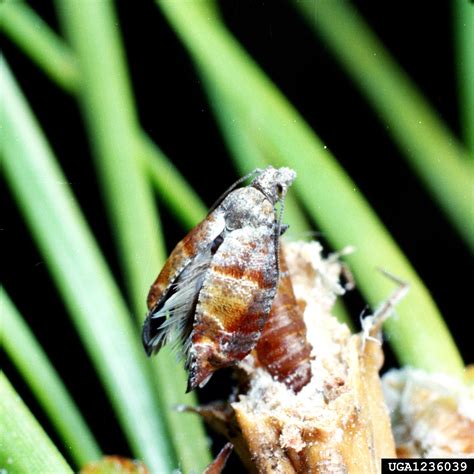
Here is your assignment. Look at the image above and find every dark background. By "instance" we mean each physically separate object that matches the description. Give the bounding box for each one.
[2,1,472,471]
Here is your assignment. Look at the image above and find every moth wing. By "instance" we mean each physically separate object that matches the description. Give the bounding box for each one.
[146,210,226,310]
[187,225,278,390]
[143,210,226,355]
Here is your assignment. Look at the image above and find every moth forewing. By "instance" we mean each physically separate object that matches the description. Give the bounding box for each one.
[142,210,226,355]
[146,210,226,310]
[187,225,279,391]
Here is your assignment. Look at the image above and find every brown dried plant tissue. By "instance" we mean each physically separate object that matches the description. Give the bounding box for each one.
[193,241,398,473]
[189,241,473,472]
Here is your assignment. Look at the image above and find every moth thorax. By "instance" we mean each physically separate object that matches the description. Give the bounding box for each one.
[251,166,297,205]
[223,188,275,229]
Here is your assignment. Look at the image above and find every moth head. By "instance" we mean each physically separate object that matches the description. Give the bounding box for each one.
[251,166,297,205]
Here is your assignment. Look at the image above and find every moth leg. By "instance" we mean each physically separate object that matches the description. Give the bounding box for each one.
[361,270,409,349]
[340,262,355,291]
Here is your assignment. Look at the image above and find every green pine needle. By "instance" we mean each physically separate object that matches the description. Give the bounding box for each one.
[1,290,101,468]
[0,373,73,474]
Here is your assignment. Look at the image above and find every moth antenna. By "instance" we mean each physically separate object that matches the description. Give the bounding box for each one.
[207,168,262,214]
[274,187,289,276]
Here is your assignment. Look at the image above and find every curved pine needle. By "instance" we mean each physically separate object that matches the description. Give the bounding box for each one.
[55,1,211,470]
[1,290,102,468]
[294,0,474,250]
[454,0,474,154]
[0,373,73,474]
[0,0,206,230]
[1,58,174,472]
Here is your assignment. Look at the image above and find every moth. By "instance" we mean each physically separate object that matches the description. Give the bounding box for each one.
[142,166,296,392]
[255,248,312,393]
